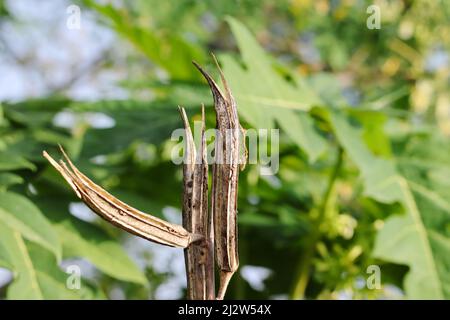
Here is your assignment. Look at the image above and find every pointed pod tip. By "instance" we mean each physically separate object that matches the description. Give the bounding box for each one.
[192,60,202,70]
[178,106,189,125]
[58,144,70,161]
[210,52,220,68]
[210,52,218,63]
[57,145,76,171]
[192,60,226,103]
[192,61,209,79]
[42,150,57,166]
[209,54,233,102]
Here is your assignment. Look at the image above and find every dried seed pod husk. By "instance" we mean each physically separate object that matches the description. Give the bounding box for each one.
[193,58,246,300]
[43,146,199,248]
[179,106,215,300]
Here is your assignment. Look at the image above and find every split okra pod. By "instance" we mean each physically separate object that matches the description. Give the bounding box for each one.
[193,58,246,300]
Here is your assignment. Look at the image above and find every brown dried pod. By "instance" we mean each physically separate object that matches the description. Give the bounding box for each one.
[43,146,200,248]
[193,57,246,300]
[179,105,215,300]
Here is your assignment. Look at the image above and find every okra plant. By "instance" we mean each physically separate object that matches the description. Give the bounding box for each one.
[44,60,246,300]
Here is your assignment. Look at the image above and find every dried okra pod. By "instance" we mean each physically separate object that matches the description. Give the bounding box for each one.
[194,58,246,300]
[179,105,215,300]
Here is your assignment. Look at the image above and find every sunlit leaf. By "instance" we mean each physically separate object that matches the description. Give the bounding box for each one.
[0,224,102,299]
[220,17,327,162]
[329,111,450,299]
[0,192,61,260]
[43,207,147,286]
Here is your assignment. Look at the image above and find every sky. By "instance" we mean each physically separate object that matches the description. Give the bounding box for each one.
[0,0,126,101]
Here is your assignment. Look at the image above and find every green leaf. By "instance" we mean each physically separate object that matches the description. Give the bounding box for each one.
[0,173,24,190]
[78,104,184,158]
[329,111,402,203]
[350,110,392,157]
[373,179,449,299]
[0,192,61,260]
[0,151,36,171]
[221,17,326,162]
[329,110,449,299]
[0,224,102,299]
[85,0,205,81]
[46,209,147,286]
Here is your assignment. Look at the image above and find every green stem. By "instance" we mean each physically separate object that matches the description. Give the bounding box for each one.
[290,147,343,299]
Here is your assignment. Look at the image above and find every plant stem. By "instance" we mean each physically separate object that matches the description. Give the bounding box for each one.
[290,147,343,299]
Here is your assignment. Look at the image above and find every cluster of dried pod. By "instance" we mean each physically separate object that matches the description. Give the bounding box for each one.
[44,59,246,300]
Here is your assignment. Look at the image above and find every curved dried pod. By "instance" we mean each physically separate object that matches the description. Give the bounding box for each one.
[43,146,201,248]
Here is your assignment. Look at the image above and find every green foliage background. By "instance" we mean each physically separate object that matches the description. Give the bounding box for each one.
[0,0,449,299]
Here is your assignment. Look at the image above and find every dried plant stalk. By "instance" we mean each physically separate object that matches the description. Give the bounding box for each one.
[43,146,200,248]
[179,105,215,300]
[193,59,245,300]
